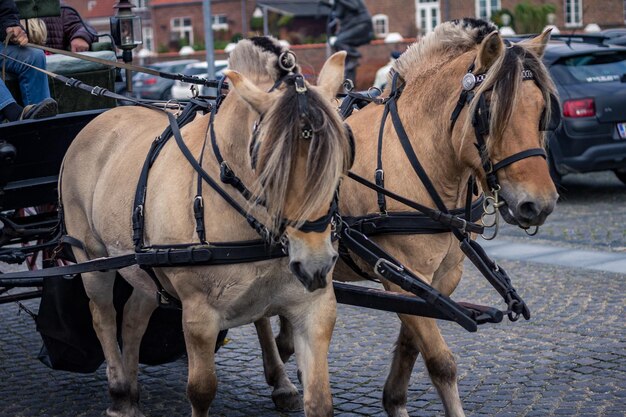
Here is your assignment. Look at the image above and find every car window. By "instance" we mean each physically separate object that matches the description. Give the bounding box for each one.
[183,66,208,76]
[551,51,626,84]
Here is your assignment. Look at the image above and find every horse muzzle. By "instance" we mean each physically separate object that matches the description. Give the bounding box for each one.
[498,190,557,228]
[289,259,335,292]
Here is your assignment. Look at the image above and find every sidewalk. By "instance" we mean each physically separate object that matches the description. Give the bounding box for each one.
[479,238,626,274]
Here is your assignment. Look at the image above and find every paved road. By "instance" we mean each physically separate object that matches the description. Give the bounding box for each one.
[1,172,624,417]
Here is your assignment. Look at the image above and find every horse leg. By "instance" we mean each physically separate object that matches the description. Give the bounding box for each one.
[383,316,465,417]
[119,283,158,412]
[82,270,140,417]
[254,318,302,411]
[182,300,219,417]
[275,315,295,363]
[290,293,336,417]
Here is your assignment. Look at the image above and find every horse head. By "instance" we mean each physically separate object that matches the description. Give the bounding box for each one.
[450,24,559,228]
[225,45,352,292]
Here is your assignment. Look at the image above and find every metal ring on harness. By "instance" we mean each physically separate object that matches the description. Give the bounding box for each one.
[164,99,182,116]
[278,51,297,72]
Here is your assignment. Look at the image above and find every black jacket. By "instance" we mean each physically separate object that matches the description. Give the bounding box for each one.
[43,6,97,50]
[0,0,21,42]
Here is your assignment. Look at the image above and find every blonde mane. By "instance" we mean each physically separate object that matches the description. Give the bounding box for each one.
[228,36,299,82]
[227,38,350,234]
[394,18,497,80]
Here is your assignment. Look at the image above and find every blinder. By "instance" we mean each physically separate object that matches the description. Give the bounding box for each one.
[540,93,561,131]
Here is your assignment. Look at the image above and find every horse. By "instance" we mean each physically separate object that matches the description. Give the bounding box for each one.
[59,37,352,417]
[256,19,560,417]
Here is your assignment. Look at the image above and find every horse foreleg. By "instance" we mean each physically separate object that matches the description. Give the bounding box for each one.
[275,315,295,363]
[254,318,302,411]
[83,271,136,417]
[120,285,158,414]
[383,316,465,417]
[290,292,336,417]
[183,300,219,417]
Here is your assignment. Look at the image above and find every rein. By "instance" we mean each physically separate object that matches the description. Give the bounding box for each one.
[25,43,226,92]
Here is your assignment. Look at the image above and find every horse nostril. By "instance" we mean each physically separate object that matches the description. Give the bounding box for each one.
[518,200,540,220]
[289,261,304,279]
[331,254,338,264]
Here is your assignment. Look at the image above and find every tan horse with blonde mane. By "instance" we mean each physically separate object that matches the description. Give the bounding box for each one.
[60,37,352,417]
[257,19,559,416]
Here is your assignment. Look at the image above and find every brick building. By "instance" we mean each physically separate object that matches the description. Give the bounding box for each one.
[64,1,626,55]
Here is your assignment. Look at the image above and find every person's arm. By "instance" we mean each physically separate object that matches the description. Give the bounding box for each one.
[61,6,96,52]
[335,0,362,11]
[0,0,23,42]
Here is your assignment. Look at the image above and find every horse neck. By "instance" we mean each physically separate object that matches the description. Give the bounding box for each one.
[349,78,473,212]
[211,87,262,185]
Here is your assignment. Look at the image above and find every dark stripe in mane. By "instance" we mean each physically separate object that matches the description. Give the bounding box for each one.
[249,36,291,79]
[452,18,497,43]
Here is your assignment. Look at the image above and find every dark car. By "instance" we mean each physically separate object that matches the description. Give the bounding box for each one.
[542,40,626,186]
[132,59,199,100]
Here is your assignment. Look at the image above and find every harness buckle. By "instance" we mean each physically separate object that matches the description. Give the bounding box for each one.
[374,258,404,280]
[194,195,204,208]
[375,169,384,182]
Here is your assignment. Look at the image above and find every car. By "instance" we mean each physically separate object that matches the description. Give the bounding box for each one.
[540,40,626,186]
[170,60,228,100]
[132,59,199,100]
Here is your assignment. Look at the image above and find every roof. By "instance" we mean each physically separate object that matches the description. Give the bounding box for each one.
[543,41,626,65]
[256,0,331,17]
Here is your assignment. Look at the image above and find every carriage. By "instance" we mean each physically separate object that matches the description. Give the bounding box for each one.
[0,8,559,417]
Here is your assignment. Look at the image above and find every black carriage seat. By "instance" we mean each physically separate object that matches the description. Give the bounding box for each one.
[4,0,117,114]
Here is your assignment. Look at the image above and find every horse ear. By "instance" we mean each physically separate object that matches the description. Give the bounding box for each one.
[316,51,346,100]
[521,28,552,59]
[476,31,504,71]
[223,69,273,114]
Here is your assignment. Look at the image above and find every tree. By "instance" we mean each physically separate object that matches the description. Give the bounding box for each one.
[514,1,556,34]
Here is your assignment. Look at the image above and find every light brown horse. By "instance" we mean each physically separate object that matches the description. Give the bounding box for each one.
[60,37,352,417]
[257,19,559,417]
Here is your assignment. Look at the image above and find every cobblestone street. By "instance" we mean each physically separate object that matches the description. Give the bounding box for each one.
[0,173,624,417]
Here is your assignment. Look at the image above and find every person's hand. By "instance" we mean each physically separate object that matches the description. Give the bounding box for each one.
[70,38,90,52]
[6,26,28,46]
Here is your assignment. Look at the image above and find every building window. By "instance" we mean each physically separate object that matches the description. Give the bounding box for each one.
[475,0,501,21]
[87,1,97,11]
[171,17,193,45]
[564,0,583,27]
[416,0,440,35]
[372,14,389,38]
[135,0,148,10]
[142,26,153,51]
[212,14,229,31]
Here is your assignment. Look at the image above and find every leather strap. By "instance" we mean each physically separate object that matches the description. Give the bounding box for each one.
[25,42,225,90]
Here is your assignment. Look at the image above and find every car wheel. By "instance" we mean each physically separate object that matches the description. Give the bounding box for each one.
[613,168,626,185]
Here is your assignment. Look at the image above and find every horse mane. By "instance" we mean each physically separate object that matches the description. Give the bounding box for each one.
[253,81,350,233]
[395,18,557,149]
[394,18,497,79]
[228,36,297,81]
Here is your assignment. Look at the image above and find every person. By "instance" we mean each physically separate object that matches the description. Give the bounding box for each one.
[0,0,57,122]
[328,0,374,84]
[42,3,97,52]
[373,50,401,91]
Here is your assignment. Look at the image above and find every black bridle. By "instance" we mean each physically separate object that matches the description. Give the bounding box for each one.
[450,61,561,194]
